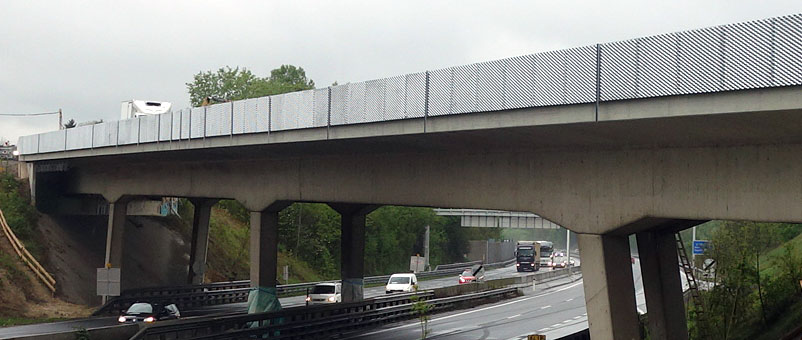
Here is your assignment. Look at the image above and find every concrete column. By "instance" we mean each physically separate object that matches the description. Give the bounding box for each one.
[104,200,128,269]
[637,231,688,340]
[330,204,379,303]
[247,202,289,313]
[187,199,217,285]
[577,233,640,340]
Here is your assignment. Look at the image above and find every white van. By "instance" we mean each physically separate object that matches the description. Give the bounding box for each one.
[306,283,341,305]
[385,273,418,294]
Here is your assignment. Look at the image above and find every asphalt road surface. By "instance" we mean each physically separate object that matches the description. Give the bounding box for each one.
[346,259,650,340]
[0,263,552,339]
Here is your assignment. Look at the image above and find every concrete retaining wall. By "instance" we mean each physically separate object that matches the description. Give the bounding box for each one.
[467,240,515,263]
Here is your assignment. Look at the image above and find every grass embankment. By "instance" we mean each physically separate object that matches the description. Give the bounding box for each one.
[178,201,325,284]
[0,173,93,326]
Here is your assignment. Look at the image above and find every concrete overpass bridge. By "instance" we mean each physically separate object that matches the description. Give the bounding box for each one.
[17,14,802,340]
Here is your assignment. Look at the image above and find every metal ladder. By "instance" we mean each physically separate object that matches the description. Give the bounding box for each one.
[675,232,704,315]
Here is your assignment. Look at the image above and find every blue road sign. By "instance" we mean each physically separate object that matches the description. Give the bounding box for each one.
[693,240,710,255]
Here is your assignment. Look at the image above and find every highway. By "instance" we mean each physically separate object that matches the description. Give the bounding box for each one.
[346,259,640,340]
[0,263,548,339]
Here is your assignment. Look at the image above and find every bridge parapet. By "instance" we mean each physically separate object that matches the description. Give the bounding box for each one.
[18,14,802,157]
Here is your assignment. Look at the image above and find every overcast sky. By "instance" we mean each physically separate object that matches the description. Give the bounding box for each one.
[1,1,799,143]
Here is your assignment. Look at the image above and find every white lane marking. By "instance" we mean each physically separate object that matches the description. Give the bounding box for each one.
[355,281,585,337]
[550,323,562,328]
[540,305,551,309]
[562,319,572,323]
[506,314,521,319]
[573,316,582,320]
[565,298,574,302]
[537,328,550,332]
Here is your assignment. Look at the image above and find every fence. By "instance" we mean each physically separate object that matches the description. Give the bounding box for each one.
[18,14,802,156]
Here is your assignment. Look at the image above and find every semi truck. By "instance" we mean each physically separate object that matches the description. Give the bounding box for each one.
[515,241,541,272]
[536,241,554,267]
[120,100,172,120]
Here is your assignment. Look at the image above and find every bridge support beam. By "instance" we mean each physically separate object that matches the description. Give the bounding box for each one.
[247,202,290,313]
[330,204,379,303]
[104,198,129,270]
[578,233,640,340]
[102,197,130,304]
[187,199,217,285]
[637,231,688,340]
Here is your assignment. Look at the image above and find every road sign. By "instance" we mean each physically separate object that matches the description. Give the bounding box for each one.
[692,240,710,255]
[97,268,121,296]
[409,255,426,273]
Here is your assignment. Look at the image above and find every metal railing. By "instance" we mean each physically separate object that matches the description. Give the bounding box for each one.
[18,14,802,156]
[129,287,519,340]
[95,258,516,315]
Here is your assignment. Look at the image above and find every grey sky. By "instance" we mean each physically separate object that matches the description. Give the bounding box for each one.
[1,0,799,143]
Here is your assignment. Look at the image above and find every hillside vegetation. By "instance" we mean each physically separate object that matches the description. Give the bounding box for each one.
[201,200,503,282]
[690,221,802,340]
[0,173,92,324]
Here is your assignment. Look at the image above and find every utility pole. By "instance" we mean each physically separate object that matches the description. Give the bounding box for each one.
[58,108,62,130]
[566,228,571,267]
[691,226,696,267]
[423,225,430,271]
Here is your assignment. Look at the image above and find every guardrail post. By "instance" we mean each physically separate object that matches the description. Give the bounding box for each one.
[329,204,380,302]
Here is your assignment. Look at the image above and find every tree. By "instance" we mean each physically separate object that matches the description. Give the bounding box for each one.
[186,66,264,107]
[186,65,315,107]
[63,119,76,129]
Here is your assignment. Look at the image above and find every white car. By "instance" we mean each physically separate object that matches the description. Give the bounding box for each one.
[385,273,418,294]
[305,283,341,305]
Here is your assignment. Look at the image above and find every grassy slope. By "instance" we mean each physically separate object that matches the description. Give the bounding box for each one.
[735,231,802,340]
[204,206,323,284]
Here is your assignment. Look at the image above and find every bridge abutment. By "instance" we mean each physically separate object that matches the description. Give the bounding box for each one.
[330,204,379,302]
[636,230,688,340]
[577,233,640,340]
[187,198,218,285]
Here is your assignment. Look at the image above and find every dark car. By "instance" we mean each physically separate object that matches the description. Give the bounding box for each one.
[118,302,180,324]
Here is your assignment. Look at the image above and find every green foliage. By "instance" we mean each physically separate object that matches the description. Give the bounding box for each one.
[0,173,41,258]
[0,254,32,299]
[186,65,315,107]
[690,221,802,340]
[410,287,432,339]
[0,316,66,327]
[73,326,90,340]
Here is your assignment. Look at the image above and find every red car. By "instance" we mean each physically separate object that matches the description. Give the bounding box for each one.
[458,265,485,284]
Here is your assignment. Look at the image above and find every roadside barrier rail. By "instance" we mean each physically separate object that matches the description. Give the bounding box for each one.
[129,290,435,340]
[130,288,517,340]
[0,208,56,293]
[95,257,515,315]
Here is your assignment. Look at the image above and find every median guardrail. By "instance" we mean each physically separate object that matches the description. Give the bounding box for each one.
[95,257,516,315]
[130,287,518,340]
[129,290,436,340]
[128,265,579,340]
